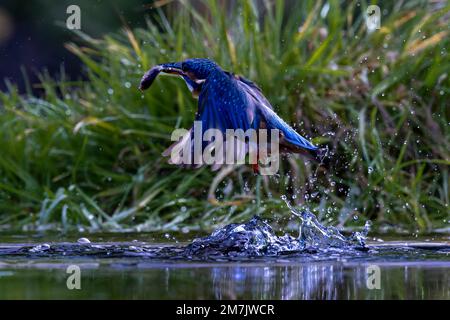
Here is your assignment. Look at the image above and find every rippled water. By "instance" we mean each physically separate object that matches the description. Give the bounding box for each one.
[0,205,448,299]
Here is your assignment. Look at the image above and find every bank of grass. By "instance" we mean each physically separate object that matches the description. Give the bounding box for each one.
[0,0,448,233]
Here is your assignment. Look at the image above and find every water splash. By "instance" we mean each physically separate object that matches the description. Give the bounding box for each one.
[184,198,371,257]
[283,196,371,249]
[7,198,372,260]
[184,216,301,257]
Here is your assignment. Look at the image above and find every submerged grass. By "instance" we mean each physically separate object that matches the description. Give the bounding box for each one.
[0,0,448,233]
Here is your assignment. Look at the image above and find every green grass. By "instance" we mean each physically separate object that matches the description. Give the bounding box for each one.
[0,0,448,233]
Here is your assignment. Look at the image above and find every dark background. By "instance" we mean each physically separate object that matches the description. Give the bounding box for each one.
[0,0,153,92]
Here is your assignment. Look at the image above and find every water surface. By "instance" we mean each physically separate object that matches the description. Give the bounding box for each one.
[0,230,448,299]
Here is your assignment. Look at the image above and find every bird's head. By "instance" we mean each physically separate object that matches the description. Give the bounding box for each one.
[139,58,219,91]
[180,58,219,80]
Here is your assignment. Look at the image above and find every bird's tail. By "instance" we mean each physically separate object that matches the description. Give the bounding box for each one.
[259,107,318,151]
[257,106,330,166]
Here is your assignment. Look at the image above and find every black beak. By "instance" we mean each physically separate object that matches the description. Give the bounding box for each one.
[139,62,184,91]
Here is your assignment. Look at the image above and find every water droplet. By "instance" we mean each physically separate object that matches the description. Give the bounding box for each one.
[128,245,143,252]
[181,227,189,234]
[77,238,91,244]
[107,88,114,95]
[29,243,51,253]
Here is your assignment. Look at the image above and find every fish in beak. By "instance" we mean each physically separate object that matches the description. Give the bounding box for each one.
[139,62,184,91]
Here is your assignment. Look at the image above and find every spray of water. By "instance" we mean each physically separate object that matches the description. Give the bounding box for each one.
[12,197,371,260]
[184,197,371,257]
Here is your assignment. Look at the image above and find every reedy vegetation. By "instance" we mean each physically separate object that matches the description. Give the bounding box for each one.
[0,0,448,233]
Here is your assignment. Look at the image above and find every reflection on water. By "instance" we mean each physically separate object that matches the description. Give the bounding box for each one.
[207,263,448,300]
[0,241,448,299]
[0,260,448,299]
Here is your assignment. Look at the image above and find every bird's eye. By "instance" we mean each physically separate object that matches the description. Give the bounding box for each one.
[181,63,187,71]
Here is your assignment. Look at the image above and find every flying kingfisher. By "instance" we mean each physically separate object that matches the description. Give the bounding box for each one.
[139,58,326,173]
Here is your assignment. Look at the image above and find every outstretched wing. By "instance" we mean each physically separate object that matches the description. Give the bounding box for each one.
[233,74,272,111]
[257,105,318,151]
[162,70,320,169]
[163,71,255,170]
[234,75,319,152]
[196,71,255,132]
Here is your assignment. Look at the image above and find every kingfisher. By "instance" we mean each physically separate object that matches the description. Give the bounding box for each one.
[139,58,326,173]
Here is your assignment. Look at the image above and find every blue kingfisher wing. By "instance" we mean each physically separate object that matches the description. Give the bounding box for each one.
[258,105,318,151]
[162,72,256,170]
[162,71,319,169]
[234,75,272,110]
[234,75,319,151]
[198,71,318,151]
[197,72,254,132]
